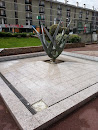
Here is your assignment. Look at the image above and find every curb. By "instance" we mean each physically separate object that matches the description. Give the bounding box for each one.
[0,52,46,62]
[62,51,98,62]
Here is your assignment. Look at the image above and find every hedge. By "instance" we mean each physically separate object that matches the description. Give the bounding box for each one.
[0,32,35,37]
[0,32,12,37]
[69,34,81,43]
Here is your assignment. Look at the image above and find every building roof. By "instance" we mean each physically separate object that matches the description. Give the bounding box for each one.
[46,0,98,12]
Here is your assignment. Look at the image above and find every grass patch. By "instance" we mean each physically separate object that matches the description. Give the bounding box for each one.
[0,37,42,48]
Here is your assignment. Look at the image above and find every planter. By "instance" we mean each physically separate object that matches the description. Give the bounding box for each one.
[0,43,85,56]
[65,43,85,49]
[0,46,44,56]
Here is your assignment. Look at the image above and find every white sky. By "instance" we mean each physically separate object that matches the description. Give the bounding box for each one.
[58,0,98,10]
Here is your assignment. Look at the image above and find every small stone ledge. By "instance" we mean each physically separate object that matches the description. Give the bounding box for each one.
[0,43,85,57]
[62,51,98,62]
[0,52,46,62]
[0,46,44,56]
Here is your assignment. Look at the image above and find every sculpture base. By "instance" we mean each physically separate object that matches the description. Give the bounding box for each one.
[44,59,65,64]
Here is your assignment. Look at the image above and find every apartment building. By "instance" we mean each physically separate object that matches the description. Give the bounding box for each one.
[0,0,98,33]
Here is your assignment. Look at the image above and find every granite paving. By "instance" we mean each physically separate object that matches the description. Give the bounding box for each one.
[0,54,98,129]
[73,51,98,57]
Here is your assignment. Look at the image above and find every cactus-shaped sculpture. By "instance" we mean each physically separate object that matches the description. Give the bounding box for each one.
[33,20,71,62]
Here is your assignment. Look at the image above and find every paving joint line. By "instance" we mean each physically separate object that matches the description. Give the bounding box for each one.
[49,82,98,107]
[0,72,37,115]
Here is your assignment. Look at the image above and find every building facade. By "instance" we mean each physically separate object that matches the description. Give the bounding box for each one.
[0,0,98,33]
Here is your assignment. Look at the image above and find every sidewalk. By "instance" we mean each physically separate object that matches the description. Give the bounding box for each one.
[48,97,98,130]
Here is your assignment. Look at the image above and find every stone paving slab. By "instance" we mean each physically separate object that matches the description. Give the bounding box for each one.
[0,55,98,130]
[73,51,98,57]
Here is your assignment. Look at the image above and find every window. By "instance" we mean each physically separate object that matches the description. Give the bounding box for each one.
[14,3,18,10]
[15,12,18,18]
[40,14,45,20]
[0,1,5,7]
[86,11,89,20]
[26,19,32,25]
[66,12,70,17]
[39,1,45,6]
[30,20,32,25]
[26,12,32,18]
[25,0,32,4]
[67,8,70,11]
[79,13,82,18]
[74,20,76,26]
[14,0,17,2]
[74,9,76,18]
[39,7,44,13]
[66,17,70,22]
[57,5,62,10]
[57,10,62,15]
[15,19,18,24]
[25,5,32,11]
[0,18,2,24]
[86,11,89,15]
[79,10,82,19]
[0,9,6,16]
[0,18,7,24]
[26,20,28,25]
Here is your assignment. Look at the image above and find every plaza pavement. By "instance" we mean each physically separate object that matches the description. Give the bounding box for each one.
[0,53,98,130]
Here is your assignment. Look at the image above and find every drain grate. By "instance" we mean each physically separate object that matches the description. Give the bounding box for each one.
[0,72,36,115]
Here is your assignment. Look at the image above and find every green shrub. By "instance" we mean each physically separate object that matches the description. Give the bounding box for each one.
[29,33,35,37]
[13,33,21,37]
[21,33,27,37]
[49,24,70,36]
[0,32,12,37]
[49,24,62,36]
[56,33,68,43]
[13,33,27,37]
[69,34,81,43]
[61,27,69,34]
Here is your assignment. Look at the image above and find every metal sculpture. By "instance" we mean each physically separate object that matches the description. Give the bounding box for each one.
[33,20,71,62]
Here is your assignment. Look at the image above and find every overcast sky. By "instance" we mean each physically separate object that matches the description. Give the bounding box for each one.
[58,0,98,10]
